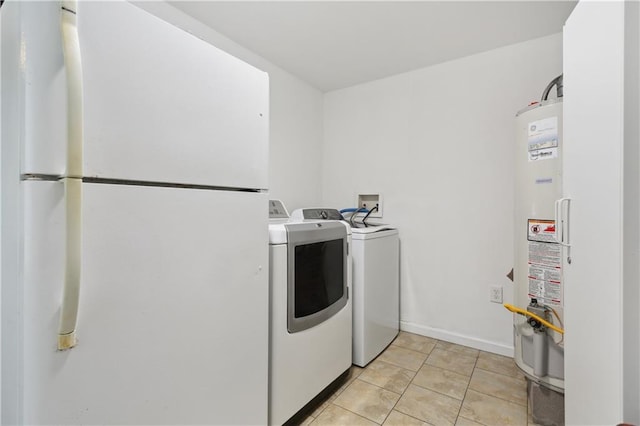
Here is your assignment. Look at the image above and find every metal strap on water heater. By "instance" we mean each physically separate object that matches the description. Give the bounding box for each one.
[58,0,84,350]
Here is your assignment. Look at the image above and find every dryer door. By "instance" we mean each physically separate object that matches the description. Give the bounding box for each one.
[285,222,348,333]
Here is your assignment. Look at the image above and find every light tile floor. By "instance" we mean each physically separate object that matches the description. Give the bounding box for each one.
[300,331,540,426]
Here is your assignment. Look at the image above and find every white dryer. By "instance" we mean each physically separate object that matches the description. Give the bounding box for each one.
[350,224,400,367]
[268,202,352,425]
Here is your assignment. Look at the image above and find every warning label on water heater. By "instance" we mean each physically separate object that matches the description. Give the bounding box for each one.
[527,235,563,307]
[527,219,556,243]
[528,116,558,162]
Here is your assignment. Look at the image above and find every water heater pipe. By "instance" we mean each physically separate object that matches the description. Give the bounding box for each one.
[503,303,564,335]
[541,74,564,101]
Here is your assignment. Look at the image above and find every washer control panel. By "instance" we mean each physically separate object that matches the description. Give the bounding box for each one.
[269,200,289,219]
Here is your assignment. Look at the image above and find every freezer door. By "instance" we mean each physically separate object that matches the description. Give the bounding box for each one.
[21,181,268,424]
[20,1,268,189]
[9,2,67,176]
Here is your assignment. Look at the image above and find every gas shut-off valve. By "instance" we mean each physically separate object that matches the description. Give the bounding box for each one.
[503,302,564,335]
[526,299,549,331]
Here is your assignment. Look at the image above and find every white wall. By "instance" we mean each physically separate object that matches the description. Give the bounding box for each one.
[135,2,324,212]
[323,34,563,355]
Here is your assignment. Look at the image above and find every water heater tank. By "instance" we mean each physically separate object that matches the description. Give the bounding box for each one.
[514,99,565,393]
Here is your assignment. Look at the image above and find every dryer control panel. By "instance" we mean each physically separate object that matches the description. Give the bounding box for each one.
[291,208,343,221]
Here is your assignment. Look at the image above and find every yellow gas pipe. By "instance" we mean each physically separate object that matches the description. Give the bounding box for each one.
[503,303,564,335]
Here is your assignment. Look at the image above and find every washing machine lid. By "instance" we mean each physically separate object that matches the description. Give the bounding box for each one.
[350,223,396,234]
[351,227,398,240]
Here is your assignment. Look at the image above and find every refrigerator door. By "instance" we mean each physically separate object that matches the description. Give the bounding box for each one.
[22,181,268,424]
[22,1,269,189]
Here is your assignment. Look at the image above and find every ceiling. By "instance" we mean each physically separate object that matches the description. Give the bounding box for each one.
[169,1,577,92]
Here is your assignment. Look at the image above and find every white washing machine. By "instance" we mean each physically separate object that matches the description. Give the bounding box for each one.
[350,224,400,367]
[268,202,352,425]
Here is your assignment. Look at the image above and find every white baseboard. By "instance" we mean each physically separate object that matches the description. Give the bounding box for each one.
[400,321,514,357]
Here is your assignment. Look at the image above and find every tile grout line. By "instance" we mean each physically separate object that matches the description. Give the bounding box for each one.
[309,334,527,425]
[338,404,382,425]
[388,339,482,425]
[469,362,529,408]
[377,338,440,425]
[473,364,525,380]
[331,376,403,425]
[346,376,404,424]
[453,351,480,426]
[408,376,472,403]
[307,366,362,423]
[467,386,528,408]
[384,338,478,425]
[376,371,417,426]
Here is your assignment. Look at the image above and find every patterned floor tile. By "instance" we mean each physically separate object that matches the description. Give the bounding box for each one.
[392,331,438,354]
[412,364,471,400]
[435,341,480,358]
[395,384,461,426]
[475,351,522,378]
[333,379,401,424]
[359,360,416,394]
[383,410,432,426]
[425,348,477,376]
[468,368,527,406]
[310,404,378,426]
[377,345,429,372]
[459,389,527,425]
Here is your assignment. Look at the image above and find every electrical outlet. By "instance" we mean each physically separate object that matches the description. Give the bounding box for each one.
[490,286,503,303]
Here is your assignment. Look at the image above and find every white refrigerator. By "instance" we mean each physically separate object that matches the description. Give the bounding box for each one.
[1,1,269,424]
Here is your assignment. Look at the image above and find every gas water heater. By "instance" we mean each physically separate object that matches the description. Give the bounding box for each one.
[512,75,566,395]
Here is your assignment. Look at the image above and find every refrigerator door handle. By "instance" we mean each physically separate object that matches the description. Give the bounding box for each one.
[554,198,571,247]
[59,0,84,350]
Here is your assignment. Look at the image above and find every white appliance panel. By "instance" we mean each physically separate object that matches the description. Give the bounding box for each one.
[563,2,626,423]
[269,243,352,426]
[22,1,269,189]
[352,229,399,367]
[19,1,68,175]
[22,181,268,424]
